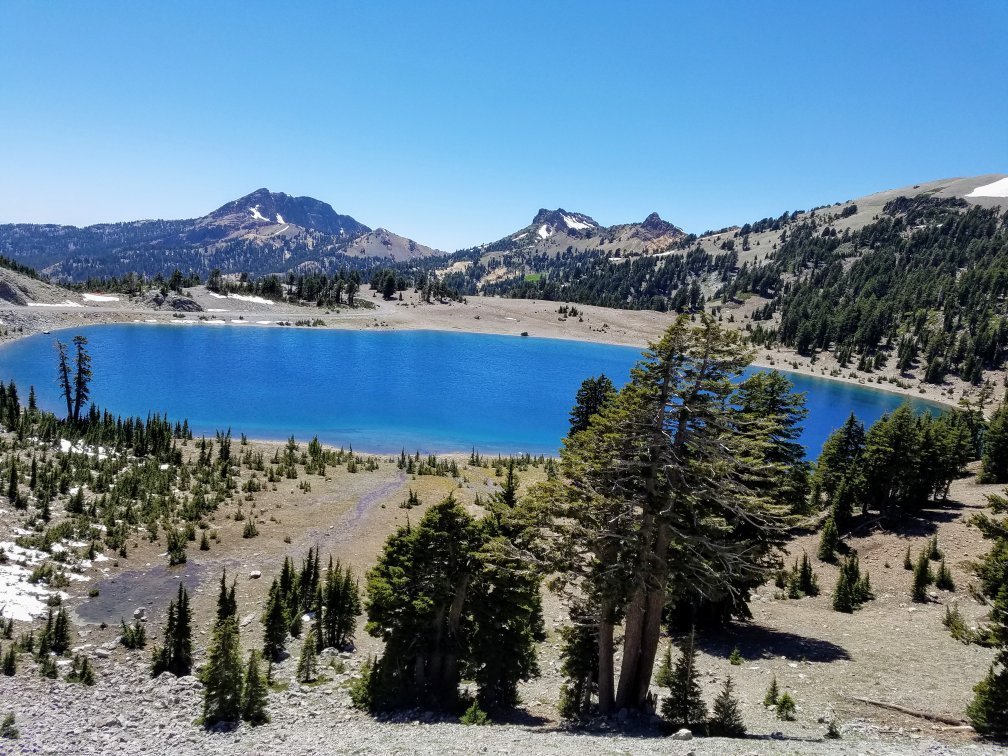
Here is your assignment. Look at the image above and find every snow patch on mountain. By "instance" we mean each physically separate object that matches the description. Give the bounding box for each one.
[563,215,591,231]
[967,177,1008,198]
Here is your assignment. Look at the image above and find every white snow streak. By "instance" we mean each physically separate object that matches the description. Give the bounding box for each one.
[967,177,1008,198]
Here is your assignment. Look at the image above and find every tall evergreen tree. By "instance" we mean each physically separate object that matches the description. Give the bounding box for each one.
[55,340,73,420]
[241,650,269,726]
[967,489,1008,737]
[262,579,289,661]
[216,568,237,625]
[152,583,192,676]
[981,403,1008,483]
[530,317,787,713]
[202,617,244,727]
[71,335,92,422]
[296,627,318,683]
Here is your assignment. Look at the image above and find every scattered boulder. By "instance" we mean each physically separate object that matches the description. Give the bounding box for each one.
[140,290,203,312]
[672,728,692,741]
[249,570,262,580]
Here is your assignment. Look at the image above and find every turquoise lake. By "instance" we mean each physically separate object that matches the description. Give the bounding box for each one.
[0,324,941,457]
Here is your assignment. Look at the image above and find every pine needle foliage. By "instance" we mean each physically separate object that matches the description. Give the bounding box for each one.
[708,676,746,737]
[659,632,708,729]
[201,617,244,727]
[241,651,269,726]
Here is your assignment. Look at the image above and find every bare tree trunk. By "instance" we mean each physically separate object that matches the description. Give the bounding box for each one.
[633,527,671,705]
[597,603,615,714]
[438,574,470,701]
[615,585,647,709]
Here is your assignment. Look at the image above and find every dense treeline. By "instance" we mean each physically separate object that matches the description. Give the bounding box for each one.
[467,247,737,311]
[756,199,1008,384]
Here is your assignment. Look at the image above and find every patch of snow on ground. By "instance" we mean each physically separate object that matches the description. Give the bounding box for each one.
[206,308,229,312]
[27,300,83,308]
[537,224,551,239]
[513,232,528,240]
[276,213,285,224]
[82,293,119,302]
[0,541,54,622]
[256,320,272,325]
[227,293,273,305]
[249,205,268,222]
[966,177,1008,198]
[563,215,590,230]
[230,319,247,324]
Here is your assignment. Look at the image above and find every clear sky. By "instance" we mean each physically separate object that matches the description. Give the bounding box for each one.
[1,1,1005,251]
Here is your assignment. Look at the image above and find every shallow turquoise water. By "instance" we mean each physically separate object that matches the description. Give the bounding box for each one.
[0,324,939,456]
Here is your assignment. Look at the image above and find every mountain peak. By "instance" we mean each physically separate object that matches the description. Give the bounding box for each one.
[206,190,370,237]
[529,208,599,234]
[633,211,683,241]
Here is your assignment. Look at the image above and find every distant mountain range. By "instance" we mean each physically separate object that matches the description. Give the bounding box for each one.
[0,176,1005,284]
[0,189,443,281]
[0,189,695,283]
[472,207,685,258]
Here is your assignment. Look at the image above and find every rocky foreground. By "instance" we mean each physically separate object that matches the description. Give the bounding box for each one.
[0,646,999,756]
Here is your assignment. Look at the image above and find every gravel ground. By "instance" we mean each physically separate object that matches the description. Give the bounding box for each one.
[0,652,1001,756]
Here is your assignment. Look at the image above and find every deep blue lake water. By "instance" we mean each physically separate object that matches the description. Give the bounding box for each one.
[0,324,941,457]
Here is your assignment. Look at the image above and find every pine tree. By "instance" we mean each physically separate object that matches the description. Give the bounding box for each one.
[659,632,708,729]
[241,650,269,725]
[935,559,955,591]
[50,608,70,655]
[297,627,319,683]
[262,579,288,661]
[817,517,840,562]
[903,545,913,570]
[763,675,780,707]
[967,489,1008,737]
[170,583,193,675]
[151,583,192,676]
[71,335,92,422]
[568,374,616,435]
[912,550,934,602]
[980,403,1008,483]
[799,552,819,595]
[216,569,237,625]
[709,676,746,737]
[833,553,873,612]
[655,642,674,688]
[1,645,14,675]
[776,691,797,720]
[202,617,244,726]
[530,317,788,713]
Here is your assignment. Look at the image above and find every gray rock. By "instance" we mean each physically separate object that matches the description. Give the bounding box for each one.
[671,728,692,740]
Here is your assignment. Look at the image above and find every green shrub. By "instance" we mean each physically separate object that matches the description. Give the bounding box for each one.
[775,691,797,721]
[460,701,490,725]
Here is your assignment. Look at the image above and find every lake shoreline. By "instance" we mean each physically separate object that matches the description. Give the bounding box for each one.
[0,284,966,411]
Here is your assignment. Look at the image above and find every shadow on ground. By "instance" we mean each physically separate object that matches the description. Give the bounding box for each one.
[698,624,851,663]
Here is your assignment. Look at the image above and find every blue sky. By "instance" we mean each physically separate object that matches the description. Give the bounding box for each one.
[1,1,1005,250]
